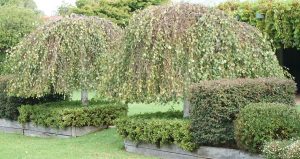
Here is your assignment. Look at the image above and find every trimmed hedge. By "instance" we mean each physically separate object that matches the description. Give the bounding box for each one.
[235,103,300,153]
[0,80,67,120]
[189,78,296,147]
[18,100,128,128]
[263,140,300,159]
[115,111,197,151]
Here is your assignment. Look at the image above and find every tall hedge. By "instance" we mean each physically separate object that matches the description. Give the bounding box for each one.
[189,78,296,147]
[218,0,300,49]
[106,4,286,104]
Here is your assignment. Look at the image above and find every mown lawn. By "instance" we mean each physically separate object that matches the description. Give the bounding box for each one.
[71,91,182,115]
[0,93,182,159]
[0,129,155,159]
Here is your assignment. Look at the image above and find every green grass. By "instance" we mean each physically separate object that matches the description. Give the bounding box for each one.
[71,91,96,101]
[0,92,183,159]
[128,102,182,116]
[297,105,300,111]
[0,129,154,159]
[71,91,183,116]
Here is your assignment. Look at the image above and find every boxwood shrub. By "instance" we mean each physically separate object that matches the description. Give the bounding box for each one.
[235,103,300,153]
[18,100,128,128]
[263,140,300,159]
[0,79,67,120]
[189,78,296,147]
[115,111,197,151]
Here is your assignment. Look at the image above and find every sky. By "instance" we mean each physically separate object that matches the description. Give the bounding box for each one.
[34,0,76,16]
[34,0,227,16]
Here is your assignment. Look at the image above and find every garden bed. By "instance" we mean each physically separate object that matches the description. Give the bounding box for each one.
[0,100,128,137]
[116,111,262,159]
[0,118,106,138]
[124,140,262,159]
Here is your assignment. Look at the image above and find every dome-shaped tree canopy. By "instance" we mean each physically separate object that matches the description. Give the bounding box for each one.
[5,15,123,97]
[110,3,286,103]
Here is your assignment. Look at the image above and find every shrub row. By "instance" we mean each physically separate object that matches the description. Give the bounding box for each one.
[18,100,128,128]
[189,78,296,147]
[235,103,300,153]
[115,111,197,151]
[263,140,300,159]
[0,80,67,120]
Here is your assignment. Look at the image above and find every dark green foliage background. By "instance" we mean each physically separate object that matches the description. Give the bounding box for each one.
[189,78,296,147]
[115,111,197,151]
[18,100,128,128]
[60,0,169,27]
[0,5,41,53]
[218,0,300,50]
[235,103,300,153]
[0,0,37,10]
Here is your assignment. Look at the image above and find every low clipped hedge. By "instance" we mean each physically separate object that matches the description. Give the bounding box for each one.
[189,78,296,147]
[263,140,300,159]
[18,100,128,128]
[115,111,197,151]
[0,79,67,120]
[235,103,300,153]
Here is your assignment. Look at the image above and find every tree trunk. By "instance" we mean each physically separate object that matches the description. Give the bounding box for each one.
[183,99,190,118]
[81,89,89,106]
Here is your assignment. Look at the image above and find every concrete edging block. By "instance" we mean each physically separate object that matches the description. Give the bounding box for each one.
[124,140,263,159]
[0,118,106,138]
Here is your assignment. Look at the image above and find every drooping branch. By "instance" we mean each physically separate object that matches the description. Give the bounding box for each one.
[108,4,286,104]
[5,15,123,101]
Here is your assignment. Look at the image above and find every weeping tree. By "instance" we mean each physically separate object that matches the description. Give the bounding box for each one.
[4,15,123,106]
[105,4,286,116]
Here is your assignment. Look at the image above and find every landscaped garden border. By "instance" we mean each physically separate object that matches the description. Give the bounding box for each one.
[0,100,128,138]
[124,140,262,159]
[116,111,262,159]
[116,78,297,158]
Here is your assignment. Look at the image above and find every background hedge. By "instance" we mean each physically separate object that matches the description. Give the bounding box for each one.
[0,80,67,120]
[189,78,296,147]
[235,103,300,153]
[263,140,300,159]
[115,111,197,151]
[218,0,300,49]
[61,0,169,27]
[18,100,128,128]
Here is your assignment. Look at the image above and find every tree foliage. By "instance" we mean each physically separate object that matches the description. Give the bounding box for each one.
[218,0,300,50]
[106,4,286,103]
[60,0,169,27]
[0,5,41,53]
[4,15,123,98]
[0,0,38,10]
